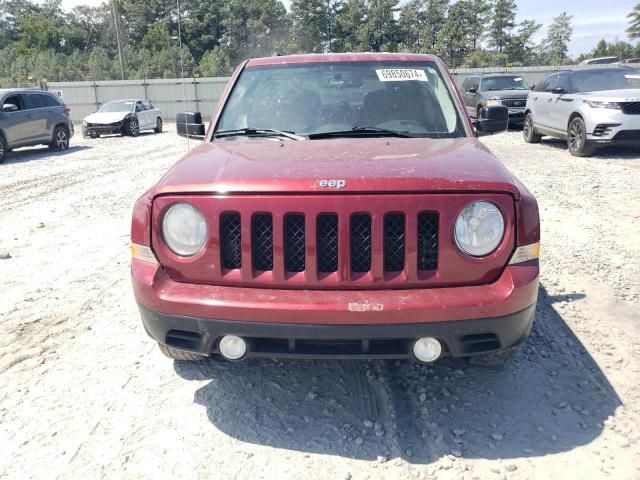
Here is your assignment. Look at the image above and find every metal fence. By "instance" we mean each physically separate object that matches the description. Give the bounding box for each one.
[48,77,229,122]
[47,63,640,123]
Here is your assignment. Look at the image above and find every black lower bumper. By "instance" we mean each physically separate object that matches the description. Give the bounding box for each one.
[138,303,536,360]
[82,124,122,137]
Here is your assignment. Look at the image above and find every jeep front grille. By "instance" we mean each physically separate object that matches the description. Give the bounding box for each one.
[153,193,516,290]
[218,211,438,277]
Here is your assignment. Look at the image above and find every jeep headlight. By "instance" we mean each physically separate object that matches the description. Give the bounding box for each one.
[162,203,207,256]
[82,120,88,127]
[454,201,505,257]
[485,99,503,107]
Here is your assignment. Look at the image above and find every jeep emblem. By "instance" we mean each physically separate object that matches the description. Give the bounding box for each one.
[319,179,346,189]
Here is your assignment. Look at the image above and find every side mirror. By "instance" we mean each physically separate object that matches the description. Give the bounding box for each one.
[2,103,18,112]
[468,87,478,94]
[176,111,206,140]
[474,106,508,136]
[551,87,566,95]
[530,84,536,90]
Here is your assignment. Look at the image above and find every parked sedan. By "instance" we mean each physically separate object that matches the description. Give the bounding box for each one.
[461,74,530,125]
[82,99,162,138]
[523,67,640,156]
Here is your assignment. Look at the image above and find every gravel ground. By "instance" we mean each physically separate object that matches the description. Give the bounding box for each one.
[1,126,639,479]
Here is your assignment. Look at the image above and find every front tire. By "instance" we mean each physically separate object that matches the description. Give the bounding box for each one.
[0,135,8,163]
[49,126,70,151]
[523,113,542,143]
[158,343,206,361]
[154,117,163,133]
[125,116,140,137]
[567,117,595,157]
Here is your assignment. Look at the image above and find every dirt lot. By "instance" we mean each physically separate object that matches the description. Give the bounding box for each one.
[1,126,639,480]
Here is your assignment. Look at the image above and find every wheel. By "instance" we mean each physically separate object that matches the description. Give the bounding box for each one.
[0,135,7,163]
[154,117,163,133]
[49,125,70,151]
[523,113,542,143]
[158,343,206,361]
[125,116,140,137]
[567,117,595,157]
[467,345,521,366]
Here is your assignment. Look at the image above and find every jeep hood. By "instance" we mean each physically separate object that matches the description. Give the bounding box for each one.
[154,137,520,196]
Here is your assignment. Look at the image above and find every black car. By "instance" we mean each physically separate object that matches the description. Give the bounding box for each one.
[460,74,530,125]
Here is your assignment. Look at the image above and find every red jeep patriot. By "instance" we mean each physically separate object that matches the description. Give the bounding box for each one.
[131,53,540,364]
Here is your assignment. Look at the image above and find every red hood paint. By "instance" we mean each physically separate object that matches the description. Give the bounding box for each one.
[154,137,520,196]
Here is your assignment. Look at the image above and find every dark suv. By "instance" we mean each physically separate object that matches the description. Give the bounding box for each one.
[461,74,530,125]
[0,89,74,163]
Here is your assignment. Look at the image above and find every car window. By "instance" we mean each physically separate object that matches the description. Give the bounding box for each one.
[461,78,469,91]
[571,69,640,92]
[216,61,466,139]
[556,74,571,92]
[99,100,134,112]
[533,78,548,92]
[25,94,46,109]
[2,94,24,112]
[543,75,559,92]
[40,94,61,107]
[142,101,152,110]
[470,78,479,91]
[135,102,144,112]
[480,76,528,91]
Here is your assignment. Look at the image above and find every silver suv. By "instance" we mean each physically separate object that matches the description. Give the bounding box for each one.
[0,89,74,163]
[523,68,640,156]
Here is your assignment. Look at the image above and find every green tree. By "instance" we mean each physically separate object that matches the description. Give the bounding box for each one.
[465,0,490,51]
[333,0,368,51]
[424,0,448,50]
[199,46,233,76]
[180,0,226,60]
[439,0,469,67]
[398,0,426,52]
[290,0,332,53]
[542,12,573,65]
[506,19,541,65]
[361,0,399,52]
[627,2,640,39]
[489,0,516,53]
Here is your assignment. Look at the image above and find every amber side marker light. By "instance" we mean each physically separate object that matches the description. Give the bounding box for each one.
[508,242,540,265]
[131,242,158,264]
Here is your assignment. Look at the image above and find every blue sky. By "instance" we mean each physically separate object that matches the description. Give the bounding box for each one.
[57,0,637,56]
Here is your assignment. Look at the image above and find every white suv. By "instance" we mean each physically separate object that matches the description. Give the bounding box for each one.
[523,67,640,156]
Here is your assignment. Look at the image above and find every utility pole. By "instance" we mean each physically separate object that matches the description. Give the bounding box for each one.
[112,0,125,80]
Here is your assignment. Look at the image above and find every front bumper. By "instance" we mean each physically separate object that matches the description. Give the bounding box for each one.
[82,123,122,137]
[507,108,525,123]
[585,107,640,145]
[132,258,539,359]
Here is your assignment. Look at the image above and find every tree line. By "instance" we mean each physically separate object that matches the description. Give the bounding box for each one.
[1,0,639,84]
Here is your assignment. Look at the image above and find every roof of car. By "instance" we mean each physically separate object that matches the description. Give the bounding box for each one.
[246,52,438,67]
[0,88,52,95]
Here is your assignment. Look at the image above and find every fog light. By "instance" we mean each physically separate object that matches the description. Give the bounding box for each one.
[412,337,442,363]
[218,335,247,360]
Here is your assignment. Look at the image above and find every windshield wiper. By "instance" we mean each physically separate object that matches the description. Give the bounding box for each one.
[308,126,414,139]
[213,127,305,141]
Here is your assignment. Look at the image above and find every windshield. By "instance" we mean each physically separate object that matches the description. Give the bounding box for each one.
[480,76,528,91]
[99,101,134,113]
[215,62,465,139]
[571,69,640,93]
